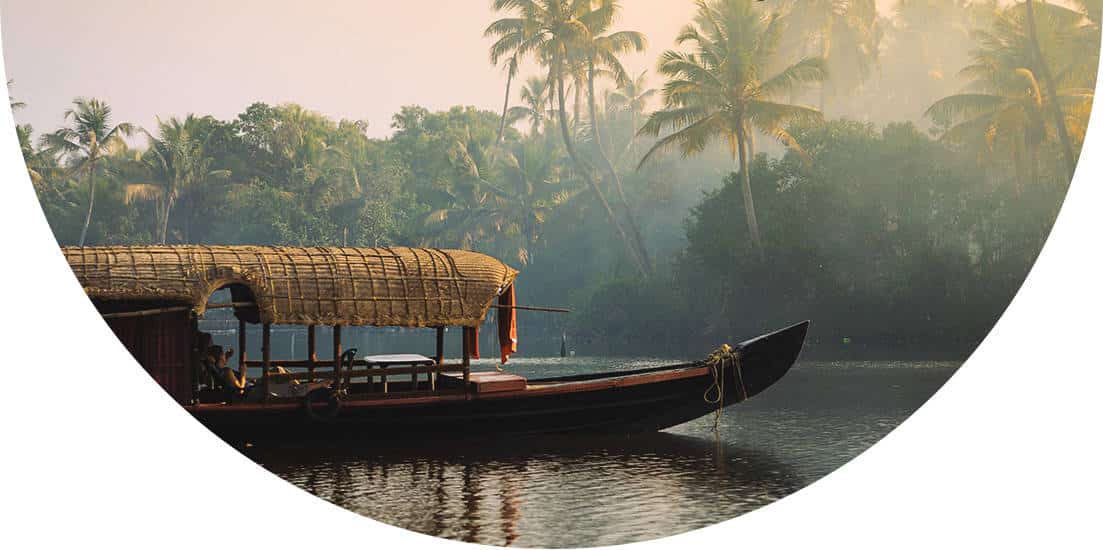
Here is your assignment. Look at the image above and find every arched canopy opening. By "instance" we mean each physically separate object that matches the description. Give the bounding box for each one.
[203,281,261,324]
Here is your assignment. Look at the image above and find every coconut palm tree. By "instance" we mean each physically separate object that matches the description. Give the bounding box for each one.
[928,68,1050,190]
[1061,0,1101,146]
[925,1,1093,188]
[494,57,520,153]
[782,0,881,114]
[488,0,650,275]
[507,76,553,136]
[575,0,651,271]
[41,98,134,246]
[607,71,658,136]
[489,141,566,265]
[639,0,826,254]
[1063,0,1101,90]
[1023,0,1079,182]
[486,2,550,151]
[17,124,44,186]
[879,0,999,123]
[425,136,563,265]
[125,116,231,244]
[318,118,373,206]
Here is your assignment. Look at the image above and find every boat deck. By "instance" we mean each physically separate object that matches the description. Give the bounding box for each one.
[186,363,711,413]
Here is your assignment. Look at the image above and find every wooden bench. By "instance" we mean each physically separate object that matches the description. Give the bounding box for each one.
[441,371,528,394]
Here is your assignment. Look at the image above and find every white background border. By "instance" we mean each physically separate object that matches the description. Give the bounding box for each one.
[1,18,1100,550]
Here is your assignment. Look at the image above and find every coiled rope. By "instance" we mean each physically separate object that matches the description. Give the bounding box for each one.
[703,344,747,431]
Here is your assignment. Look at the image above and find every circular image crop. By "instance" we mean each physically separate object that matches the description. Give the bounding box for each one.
[5,0,1099,546]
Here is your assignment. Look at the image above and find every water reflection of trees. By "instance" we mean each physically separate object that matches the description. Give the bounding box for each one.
[246,433,804,546]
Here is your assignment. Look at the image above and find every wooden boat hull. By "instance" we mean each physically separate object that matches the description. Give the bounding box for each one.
[188,321,809,442]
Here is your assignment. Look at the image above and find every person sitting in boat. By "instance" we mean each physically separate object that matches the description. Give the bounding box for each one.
[199,338,250,402]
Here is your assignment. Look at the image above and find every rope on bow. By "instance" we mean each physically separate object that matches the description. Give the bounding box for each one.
[703,344,747,432]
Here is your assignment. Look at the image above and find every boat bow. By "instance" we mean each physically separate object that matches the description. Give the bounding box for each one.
[729,321,810,400]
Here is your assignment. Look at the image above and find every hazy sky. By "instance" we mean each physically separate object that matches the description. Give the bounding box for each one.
[1,0,895,139]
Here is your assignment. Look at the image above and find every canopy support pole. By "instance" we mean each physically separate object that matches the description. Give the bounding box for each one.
[307,325,316,383]
[190,314,200,404]
[332,325,342,394]
[262,323,271,403]
[461,328,471,393]
[434,327,445,390]
[238,320,247,372]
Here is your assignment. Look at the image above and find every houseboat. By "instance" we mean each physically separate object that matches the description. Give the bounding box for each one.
[64,245,808,441]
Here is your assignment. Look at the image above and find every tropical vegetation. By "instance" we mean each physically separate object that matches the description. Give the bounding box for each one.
[17,0,1100,358]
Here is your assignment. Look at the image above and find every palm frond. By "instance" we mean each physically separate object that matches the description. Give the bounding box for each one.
[124,183,165,205]
[925,93,1006,124]
[755,57,828,99]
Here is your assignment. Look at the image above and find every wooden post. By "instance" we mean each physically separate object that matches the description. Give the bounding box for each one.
[190,315,200,404]
[332,325,342,394]
[434,327,445,391]
[262,323,271,403]
[343,328,354,389]
[238,319,248,373]
[462,327,471,391]
[307,325,316,383]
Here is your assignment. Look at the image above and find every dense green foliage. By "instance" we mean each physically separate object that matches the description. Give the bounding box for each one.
[674,120,1065,357]
[18,0,1100,358]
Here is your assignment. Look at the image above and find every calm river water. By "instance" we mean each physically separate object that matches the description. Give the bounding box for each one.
[242,358,959,548]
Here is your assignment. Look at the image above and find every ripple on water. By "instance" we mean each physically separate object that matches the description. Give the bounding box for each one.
[245,359,959,548]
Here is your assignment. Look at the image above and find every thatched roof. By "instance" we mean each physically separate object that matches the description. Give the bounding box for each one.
[63,246,518,327]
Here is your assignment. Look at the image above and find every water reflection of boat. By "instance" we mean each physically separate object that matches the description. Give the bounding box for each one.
[65,246,808,441]
[244,433,806,546]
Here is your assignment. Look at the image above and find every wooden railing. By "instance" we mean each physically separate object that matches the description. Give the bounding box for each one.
[245,359,462,392]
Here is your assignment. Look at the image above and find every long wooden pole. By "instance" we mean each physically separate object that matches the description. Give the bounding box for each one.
[101,306,190,320]
[496,305,570,313]
[205,302,257,310]
[101,302,257,320]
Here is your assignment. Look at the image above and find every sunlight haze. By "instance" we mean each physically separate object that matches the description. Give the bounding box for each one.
[2,0,715,138]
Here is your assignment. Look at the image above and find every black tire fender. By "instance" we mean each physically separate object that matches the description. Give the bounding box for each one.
[302,386,341,421]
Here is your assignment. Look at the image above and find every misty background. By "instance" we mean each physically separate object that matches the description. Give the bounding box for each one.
[5,0,1099,358]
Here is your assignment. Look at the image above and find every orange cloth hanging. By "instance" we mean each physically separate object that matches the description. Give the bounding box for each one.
[464,326,480,360]
[498,284,518,363]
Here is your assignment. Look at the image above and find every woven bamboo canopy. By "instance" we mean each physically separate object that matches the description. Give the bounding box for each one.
[63,246,519,328]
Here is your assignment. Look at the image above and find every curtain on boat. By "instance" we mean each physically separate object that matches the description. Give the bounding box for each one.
[498,284,518,363]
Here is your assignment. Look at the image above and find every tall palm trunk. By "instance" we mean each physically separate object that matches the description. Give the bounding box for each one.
[494,57,518,153]
[160,195,175,245]
[77,161,96,247]
[1024,0,1078,183]
[587,62,652,273]
[573,80,582,126]
[733,124,764,256]
[744,120,757,162]
[820,22,833,115]
[626,108,638,156]
[553,63,648,276]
